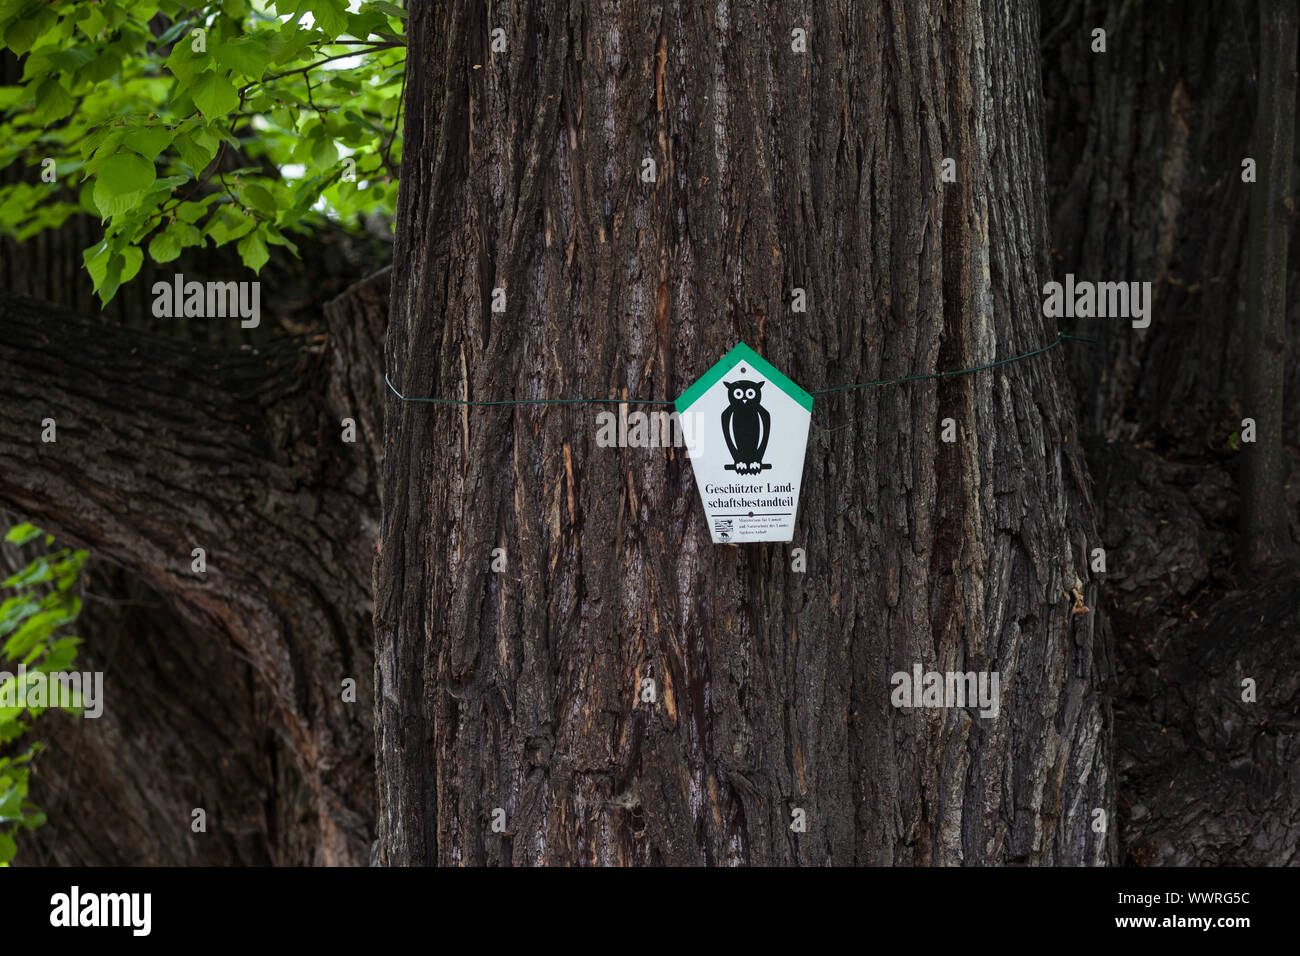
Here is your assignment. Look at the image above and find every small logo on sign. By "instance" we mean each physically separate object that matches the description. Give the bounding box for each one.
[721,370,772,474]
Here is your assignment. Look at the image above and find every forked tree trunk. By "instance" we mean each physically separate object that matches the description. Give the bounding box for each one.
[2,43,391,863]
[377,0,1113,864]
[0,271,390,865]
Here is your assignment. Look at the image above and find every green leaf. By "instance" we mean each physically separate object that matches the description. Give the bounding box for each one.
[0,598,40,641]
[148,225,181,263]
[93,187,139,220]
[4,17,40,55]
[311,135,337,170]
[156,17,192,46]
[32,78,75,125]
[120,244,143,283]
[75,46,122,85]
[365,1,408,18]
[123,126,175,162]
[2,604,78,660]
[76,5,108,41]
[192,71,240,118]
[3,525,41,546]
[0,786,22,823]
[97,254,123,305]
[164,35,203,82]
[94,184,143,221]
[45,48,95,73]
[237,229,268,273]
[174,128,220,173]
[176,198,213,223]
[211,36,269,78]
[96,152,156,197]
[83,241,112,287]
[308,0,348,37]
[242,183,275,216]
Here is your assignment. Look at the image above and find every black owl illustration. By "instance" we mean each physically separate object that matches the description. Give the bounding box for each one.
[721,379,772,474]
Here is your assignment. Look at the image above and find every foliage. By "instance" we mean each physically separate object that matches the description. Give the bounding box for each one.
[0,0,406,304]
[0,523,89,866]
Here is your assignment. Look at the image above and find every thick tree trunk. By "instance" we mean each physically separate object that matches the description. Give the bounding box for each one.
[0,271,389,865]
[377,0,1112,865]
[1041,0,1300,864]
[1241,0,1297,567]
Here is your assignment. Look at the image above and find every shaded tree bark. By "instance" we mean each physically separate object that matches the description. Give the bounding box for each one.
[376,0,1113,865]
[1042,0,1300,450]
[3,40,392,863]
[1241,0,1297,568]
[0,537,283,866]
[0,270,390,865]
[1087,442,1300,865]
[1042,0,1300,864]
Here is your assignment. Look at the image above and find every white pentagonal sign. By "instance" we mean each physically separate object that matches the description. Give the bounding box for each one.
[675,343,813,544]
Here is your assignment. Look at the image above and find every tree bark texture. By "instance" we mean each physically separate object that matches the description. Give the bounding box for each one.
[1240,0,1297,567]
[3,42,392,862]
[0,532,284,866]
[0,271,390,865]
[1086,441,1300,865]
[377,0,1113,865]
[1041,0,1300,864]
[1042,0,1300,451]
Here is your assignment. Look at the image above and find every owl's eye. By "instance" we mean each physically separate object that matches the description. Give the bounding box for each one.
[745,388,756,400]
[732,389,743,400]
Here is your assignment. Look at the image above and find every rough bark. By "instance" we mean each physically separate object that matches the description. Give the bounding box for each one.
[1118,570,1300,865]
[3,40,391,863]
[1042,0,1300,449]
[1087,439,1300,864]
[376,0,1112,865]
[1042,0,1300,864]
[1241,0,1297,567]
[0,270,390,865]
[0,534,285,866]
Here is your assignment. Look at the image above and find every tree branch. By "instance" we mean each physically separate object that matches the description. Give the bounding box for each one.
[0,286,384,864]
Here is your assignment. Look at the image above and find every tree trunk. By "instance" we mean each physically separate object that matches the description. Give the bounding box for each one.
[2,43,391,862]
[376,0,1113,865]
[1042,0,1300,453]
[1041,0,1300,864]
[0,270,390,865]
[1241,0,1297,568]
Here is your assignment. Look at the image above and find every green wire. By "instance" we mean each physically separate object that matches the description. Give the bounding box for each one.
[383,331,1100,407]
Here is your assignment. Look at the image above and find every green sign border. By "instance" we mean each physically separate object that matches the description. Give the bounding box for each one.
[674,342,814,414]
